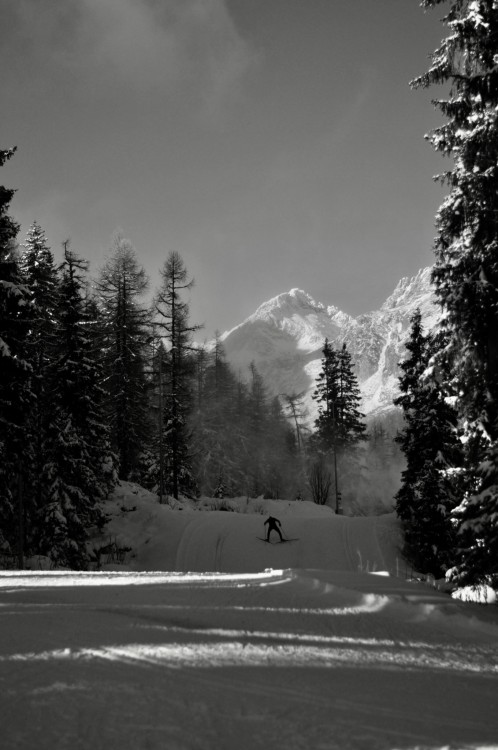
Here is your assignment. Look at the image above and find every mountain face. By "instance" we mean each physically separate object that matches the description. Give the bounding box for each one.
[221,267,440,422]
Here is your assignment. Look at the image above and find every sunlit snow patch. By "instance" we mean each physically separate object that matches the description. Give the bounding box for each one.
[0,569,286,588]
[452,584,497,604]
[2,637,497,675]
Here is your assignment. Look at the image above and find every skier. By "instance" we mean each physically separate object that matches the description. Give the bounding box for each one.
[264,515,283,543]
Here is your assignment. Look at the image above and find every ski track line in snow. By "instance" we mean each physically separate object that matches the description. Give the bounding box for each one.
[214,528,228,572]
[342,516,357,572]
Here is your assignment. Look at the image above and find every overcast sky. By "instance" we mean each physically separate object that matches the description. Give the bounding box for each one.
[1,0,449,338]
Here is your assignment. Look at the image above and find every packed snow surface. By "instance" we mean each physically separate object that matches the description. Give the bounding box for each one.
[1,483,498,750]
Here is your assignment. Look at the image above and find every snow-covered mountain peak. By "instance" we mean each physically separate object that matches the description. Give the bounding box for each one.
[221,288,349,355]
[250,288,325,323]
[381,266,433,311]
[221,266,441,419]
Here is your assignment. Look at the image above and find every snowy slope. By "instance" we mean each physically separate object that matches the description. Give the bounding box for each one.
[1,483,498,750]
[92,483,403,575]
[221,267,440,420]
[90,483,401,575]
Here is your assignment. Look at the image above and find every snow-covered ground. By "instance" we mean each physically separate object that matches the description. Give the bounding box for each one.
[1,483,497,750]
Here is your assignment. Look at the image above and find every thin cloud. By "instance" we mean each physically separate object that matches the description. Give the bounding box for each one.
[3,0,259,114]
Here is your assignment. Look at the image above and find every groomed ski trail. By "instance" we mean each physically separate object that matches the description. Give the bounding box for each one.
[173,512,401,574]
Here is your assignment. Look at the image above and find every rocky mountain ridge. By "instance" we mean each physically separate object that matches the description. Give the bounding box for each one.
[221,267,440,421]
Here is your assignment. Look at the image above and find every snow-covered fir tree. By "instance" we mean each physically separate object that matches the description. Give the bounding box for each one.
[18,222,59,527]
[0,147,33,554]
[413,0,498,585]
[37,243,116,568]
[394,309,462,578]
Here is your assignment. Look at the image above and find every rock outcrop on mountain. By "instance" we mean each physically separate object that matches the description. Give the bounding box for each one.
[221,267,440,422]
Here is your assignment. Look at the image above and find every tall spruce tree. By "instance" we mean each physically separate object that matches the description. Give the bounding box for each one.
[336,344,367,446]
[413,1,498,585]
[312,339,338,451]
[18,222,59,524]
[96,232,151,479]
[311,339,366,511]
[313,340,366,451]
[0,147,32,555]
[394,310,461,578]
[154,252,201,499]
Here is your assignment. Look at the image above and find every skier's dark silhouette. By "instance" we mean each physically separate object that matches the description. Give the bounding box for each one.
[264,515,283,542]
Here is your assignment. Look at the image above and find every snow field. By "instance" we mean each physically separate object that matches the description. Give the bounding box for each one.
[1,483,498,750]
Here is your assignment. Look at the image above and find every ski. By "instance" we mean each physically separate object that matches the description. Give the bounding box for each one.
[256,537,299,543]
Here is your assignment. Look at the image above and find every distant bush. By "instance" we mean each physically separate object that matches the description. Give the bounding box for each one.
[210,499,237,512]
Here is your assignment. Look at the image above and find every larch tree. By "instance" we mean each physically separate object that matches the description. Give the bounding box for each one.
[96,231,151,479]
[412,0,498,585]
[154,251,201,499]
[282,391,309,456]
[281,391,309,498]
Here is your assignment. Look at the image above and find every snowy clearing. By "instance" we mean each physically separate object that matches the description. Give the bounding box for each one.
[1,484,497,750]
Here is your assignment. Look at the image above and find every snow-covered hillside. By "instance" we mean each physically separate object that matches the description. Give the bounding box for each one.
[1,482,497,750]
[221,267,439,420]
[95,483,404,575]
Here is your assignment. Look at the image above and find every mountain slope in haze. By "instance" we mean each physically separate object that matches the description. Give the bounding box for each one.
[221,267,440,420]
